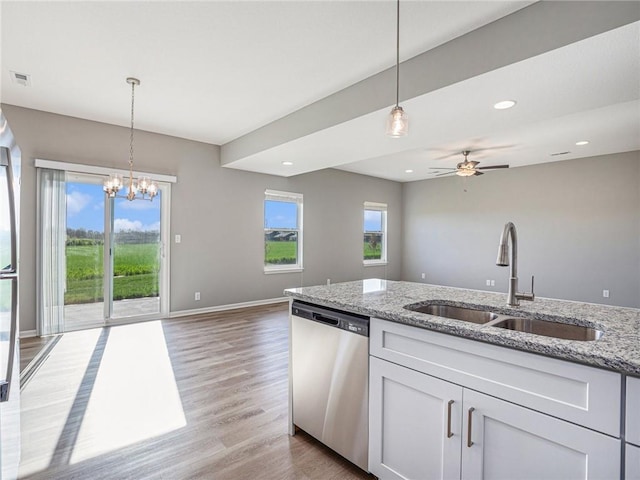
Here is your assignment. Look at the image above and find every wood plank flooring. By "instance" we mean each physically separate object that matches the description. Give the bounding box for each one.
[18,303,374,480]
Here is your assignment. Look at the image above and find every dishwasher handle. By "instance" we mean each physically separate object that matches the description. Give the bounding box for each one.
[312,312,340,326]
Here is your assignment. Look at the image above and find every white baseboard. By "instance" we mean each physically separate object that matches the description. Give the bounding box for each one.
[169,297,289,318]
[19,330,37,338]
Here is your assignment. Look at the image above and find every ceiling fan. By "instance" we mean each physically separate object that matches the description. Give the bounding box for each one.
[430,150,510,177]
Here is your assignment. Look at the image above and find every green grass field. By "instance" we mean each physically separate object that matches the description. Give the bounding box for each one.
[364,242,382,260]
[65,243,159,304]
[265,240,297,264]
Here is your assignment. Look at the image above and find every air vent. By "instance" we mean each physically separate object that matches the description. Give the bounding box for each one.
[550,151,570,156]
[10,71,31,87]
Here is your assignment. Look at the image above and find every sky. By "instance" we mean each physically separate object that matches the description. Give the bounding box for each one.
[264,199,382,231]
[264,200,297,229]
[66,182,161,232]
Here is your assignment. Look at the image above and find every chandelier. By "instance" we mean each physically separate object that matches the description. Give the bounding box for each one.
[103,77,158,201]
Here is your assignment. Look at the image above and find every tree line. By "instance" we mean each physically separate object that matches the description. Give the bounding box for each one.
[66,228,159,246]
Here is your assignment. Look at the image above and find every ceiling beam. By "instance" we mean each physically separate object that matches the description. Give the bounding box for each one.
[221,1,640,167]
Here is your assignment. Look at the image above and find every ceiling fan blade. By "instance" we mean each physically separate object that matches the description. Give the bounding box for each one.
[473,171,484,176]
[477,164,509,170]
[434,171,455,177]
[429,167,457,170]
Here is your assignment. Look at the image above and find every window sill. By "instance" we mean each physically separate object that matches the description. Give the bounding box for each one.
[264,267,304,275]
[363,261,388,267]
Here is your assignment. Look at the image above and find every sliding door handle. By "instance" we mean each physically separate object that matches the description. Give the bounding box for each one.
[446,400,454,438]
[0,271,17,280]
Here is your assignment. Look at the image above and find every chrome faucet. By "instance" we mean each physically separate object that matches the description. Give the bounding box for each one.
[496,222,535,306]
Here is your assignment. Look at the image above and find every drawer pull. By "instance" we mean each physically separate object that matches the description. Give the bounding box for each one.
[467,407,475,447]
[447,400,454,438]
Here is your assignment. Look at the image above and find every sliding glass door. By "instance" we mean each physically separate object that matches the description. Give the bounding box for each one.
[110,190,162,319]
[39,169,169,334]
[64,174,106,331]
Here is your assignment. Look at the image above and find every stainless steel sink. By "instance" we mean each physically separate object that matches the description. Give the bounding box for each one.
[404,302,603,341]
[407,304,498,324]
[490,317,603,341]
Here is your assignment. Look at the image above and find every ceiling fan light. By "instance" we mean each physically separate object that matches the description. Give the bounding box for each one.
[456,169,476,177]
[386,106,409,138]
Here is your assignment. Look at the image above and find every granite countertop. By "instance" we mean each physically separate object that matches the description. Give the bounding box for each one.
[284,279,640,376]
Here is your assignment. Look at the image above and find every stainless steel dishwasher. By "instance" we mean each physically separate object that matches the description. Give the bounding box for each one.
[291,300,369,471]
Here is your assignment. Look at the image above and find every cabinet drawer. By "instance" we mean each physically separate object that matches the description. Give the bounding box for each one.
[627,377,640,446]
[371,318,621,437]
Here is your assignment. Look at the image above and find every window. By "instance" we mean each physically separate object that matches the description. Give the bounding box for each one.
[264,190,303,273]
[364,201,387,265]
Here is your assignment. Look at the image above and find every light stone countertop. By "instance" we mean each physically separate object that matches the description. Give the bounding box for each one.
[284,279,640,376]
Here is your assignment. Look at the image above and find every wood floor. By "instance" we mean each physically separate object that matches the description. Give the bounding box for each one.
[18,303,373,480]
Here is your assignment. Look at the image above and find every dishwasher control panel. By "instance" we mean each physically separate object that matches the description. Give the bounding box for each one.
[292,300,369,337]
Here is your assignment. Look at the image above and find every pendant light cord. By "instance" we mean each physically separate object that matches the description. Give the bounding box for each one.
[395,0,400,108]
[129,80,135,174]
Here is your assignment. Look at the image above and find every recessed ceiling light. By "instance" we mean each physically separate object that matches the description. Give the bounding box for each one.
[282,161,293,166]
[494,100,516,110]
[405,169,414,173]
[575,140,589,146]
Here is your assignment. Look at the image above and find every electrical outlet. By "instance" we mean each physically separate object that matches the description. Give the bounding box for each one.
[175,234,181,244]
[603,290,610,298]
[491,280,495,286]
[421,273,426,280]
[195,291,200,301]
[327,278,331,286]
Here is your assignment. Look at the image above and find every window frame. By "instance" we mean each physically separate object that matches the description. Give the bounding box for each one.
[264,189,303,274]
[363,201,387,266]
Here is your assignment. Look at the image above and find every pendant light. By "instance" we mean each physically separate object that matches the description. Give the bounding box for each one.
[385,0,408,138]
[103,77,158,201]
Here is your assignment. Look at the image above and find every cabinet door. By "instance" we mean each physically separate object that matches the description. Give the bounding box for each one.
[369,356,463,480]
[628,443,640,480]
[627,376,640,446]
[461,389,621,480]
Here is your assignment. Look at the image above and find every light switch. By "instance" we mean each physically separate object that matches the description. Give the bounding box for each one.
[175,234,181,244]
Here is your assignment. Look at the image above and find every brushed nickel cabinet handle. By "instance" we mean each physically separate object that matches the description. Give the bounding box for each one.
[467,407,475,447]
[446,400,454,438]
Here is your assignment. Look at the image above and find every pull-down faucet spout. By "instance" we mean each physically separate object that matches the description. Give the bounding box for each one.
[496,222,534,306]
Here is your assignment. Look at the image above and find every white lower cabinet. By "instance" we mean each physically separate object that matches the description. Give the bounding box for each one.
[370,355,621,480]
[369,319,624,480]
[369,356,462,480]
[627,444,640,480]
[461,389,620,480]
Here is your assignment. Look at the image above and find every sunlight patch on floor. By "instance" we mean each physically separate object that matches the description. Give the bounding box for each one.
[69,321,186,464]
[19,329,103,477]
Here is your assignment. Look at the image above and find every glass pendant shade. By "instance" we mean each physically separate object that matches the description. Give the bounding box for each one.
[103,173,123,197]
[386,106,409,138]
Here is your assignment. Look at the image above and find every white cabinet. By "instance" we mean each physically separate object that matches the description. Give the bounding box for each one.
[628,443,640,480]
[627,376,640,446]
[369,356,462,480]
[627,377,640,480]
[461,389,620,480]
[369,318,623,480]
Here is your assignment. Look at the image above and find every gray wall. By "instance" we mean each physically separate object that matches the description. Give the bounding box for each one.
[402,150,640,308]
[2,105,402,333]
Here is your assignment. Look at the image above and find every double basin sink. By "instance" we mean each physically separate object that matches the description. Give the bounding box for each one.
[404,303,603,341]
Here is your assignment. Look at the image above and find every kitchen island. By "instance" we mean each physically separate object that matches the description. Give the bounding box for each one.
[285,279,640,480]
[285,278,640,375]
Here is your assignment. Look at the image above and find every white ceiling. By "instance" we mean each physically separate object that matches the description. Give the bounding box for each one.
[1,1,639,183]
